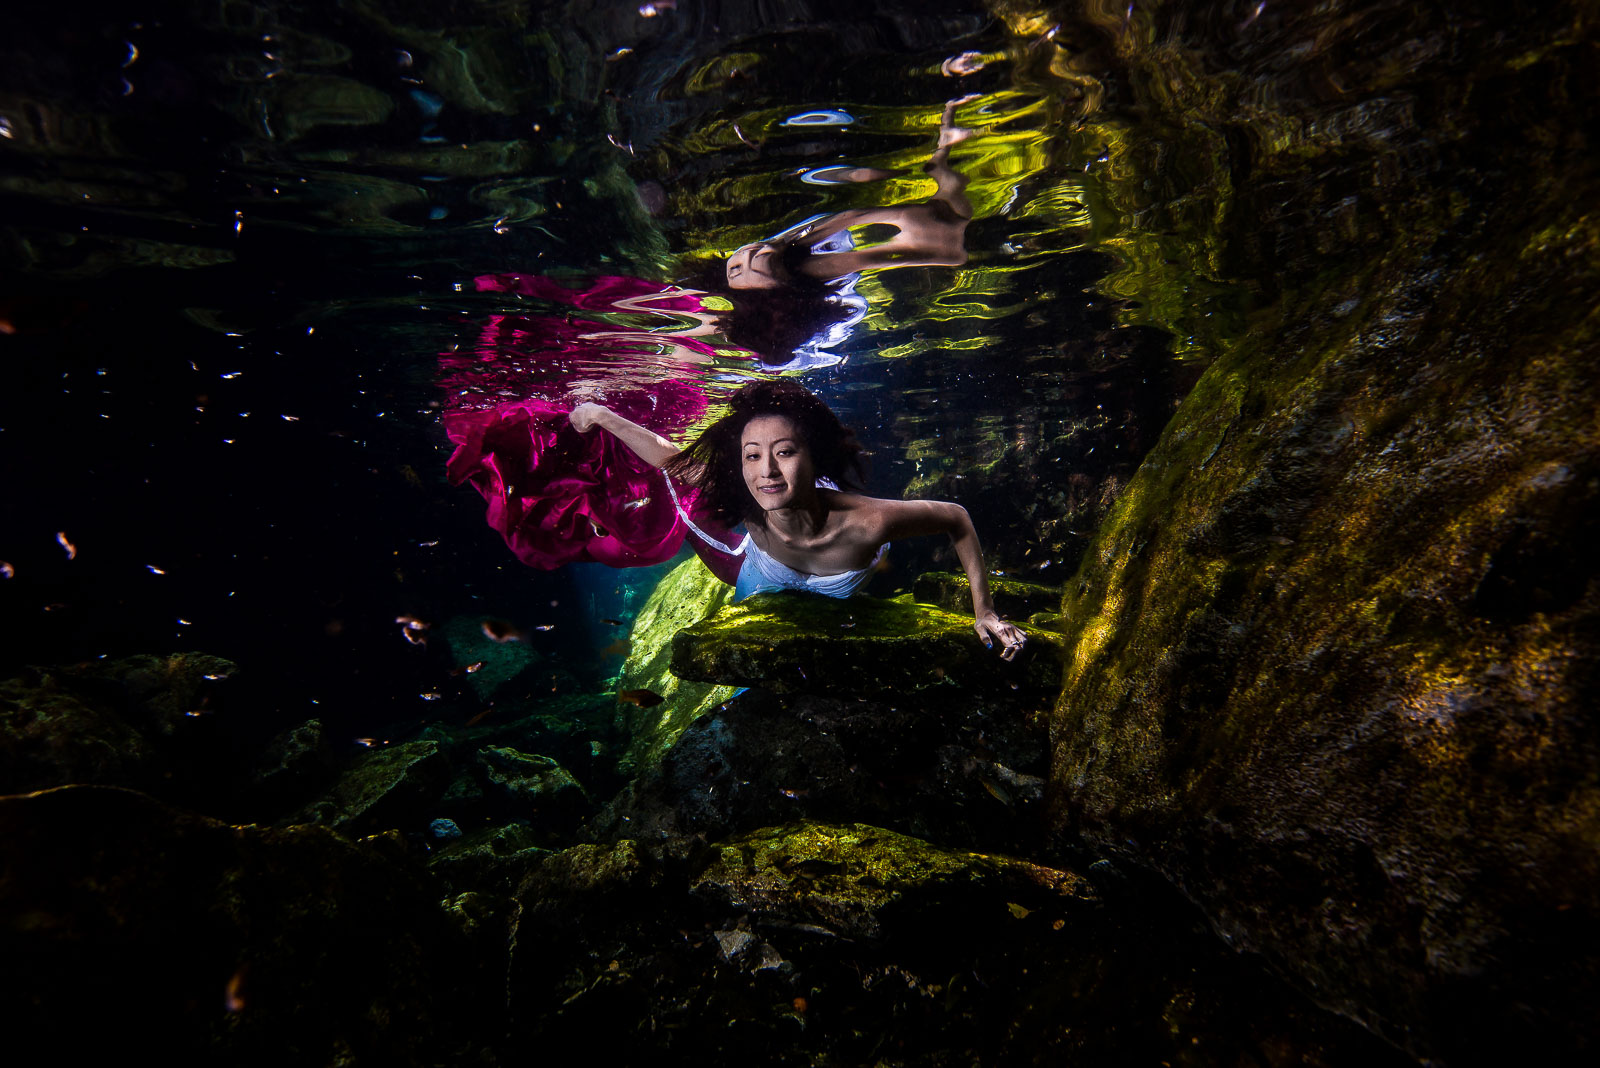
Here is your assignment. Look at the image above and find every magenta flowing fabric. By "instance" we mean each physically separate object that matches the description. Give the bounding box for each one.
[440,274,745,582]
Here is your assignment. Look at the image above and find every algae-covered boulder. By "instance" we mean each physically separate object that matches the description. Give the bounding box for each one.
[613,555,738,772]
[691,821,1092,942]
[670,591,1059,699]
[289,739,449,834]
[0,785,483,1065]
[427,820,551,895]
[476,745,590,837]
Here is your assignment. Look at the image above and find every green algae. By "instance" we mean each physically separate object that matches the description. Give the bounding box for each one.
[612,555,738,774]
[670,590,1060,699]
[911,570,1063,620]
[692,820,1093,942]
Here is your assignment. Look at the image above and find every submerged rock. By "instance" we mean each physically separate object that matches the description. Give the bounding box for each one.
[613,555,738,773]
[504,819,1407,1066]
[427,820,550,895]
[0,785,483,1066]
[440,613,540,701]
[54,651,237,737]
[912,570,1063,621]
[477,745,590,836]
[691,821,1093,942]
[670,591,1059,699]
[0,671,158,793]
[246,717,336,815]
[289,739,449,834]
[592,687,1048,855]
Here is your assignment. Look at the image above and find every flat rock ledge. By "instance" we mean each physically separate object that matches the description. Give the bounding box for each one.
[669,592,1060,699]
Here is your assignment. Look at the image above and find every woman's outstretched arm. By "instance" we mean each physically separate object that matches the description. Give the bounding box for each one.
[569,403,680,468]
[870,497,1028,660]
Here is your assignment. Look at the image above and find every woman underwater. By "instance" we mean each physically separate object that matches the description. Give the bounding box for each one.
[570,379,1029,660]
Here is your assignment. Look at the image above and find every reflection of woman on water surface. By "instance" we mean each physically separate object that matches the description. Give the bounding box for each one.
[570,379,1028,660]
[724,98,976,292]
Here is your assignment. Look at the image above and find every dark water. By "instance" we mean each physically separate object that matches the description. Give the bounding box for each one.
[6,1,1594,1063]
[0,0,1205,739]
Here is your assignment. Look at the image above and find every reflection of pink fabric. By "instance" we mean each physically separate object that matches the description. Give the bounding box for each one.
[474,273,707,314]
[441,275,746,581]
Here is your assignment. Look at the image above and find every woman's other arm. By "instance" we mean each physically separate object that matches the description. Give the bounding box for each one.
[869,498,1028,659]
[569,403,680,468]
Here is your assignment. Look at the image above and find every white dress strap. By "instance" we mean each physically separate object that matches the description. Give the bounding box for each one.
[661,469,745,557]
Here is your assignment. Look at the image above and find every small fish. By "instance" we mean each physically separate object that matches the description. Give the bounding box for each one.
[621,497,650,511]
[464,661,484,674]
[1005,902,1031,920]
[617,688,665,708]
[481,618,524,642]
[224,966,248,1012]
[56,531,77,559]
[354,737,378,748]
[533,623,555,632]
[464,706,494,727]
[419,691,441,701]
[147,565,166,575]
[0,561,13,579]
[601,638,632,658]
[396,614,430,645]
[980,779,1013,805]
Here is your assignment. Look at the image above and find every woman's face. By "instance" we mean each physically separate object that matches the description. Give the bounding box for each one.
[741,414,815,511]
[726,242,784,290]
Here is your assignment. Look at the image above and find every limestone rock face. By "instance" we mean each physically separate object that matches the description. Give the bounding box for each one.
[670,591,1059,699]
[0,785,480,1066]
[1047,13,1600,1060]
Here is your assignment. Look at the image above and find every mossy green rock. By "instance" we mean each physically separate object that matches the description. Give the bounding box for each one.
[670,591,1059,698]
[427,821,551,895]
[289,739,448,834]
[912,570,1063,621]
[614,555,738,772]
[692,821,1093,942]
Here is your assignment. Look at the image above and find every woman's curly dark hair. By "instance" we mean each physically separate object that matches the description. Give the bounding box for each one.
[681,260,856,367]
[664,379,867,527]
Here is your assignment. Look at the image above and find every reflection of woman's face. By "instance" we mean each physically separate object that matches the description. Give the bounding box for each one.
[726,243,785,290]
[741,414,815,511]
